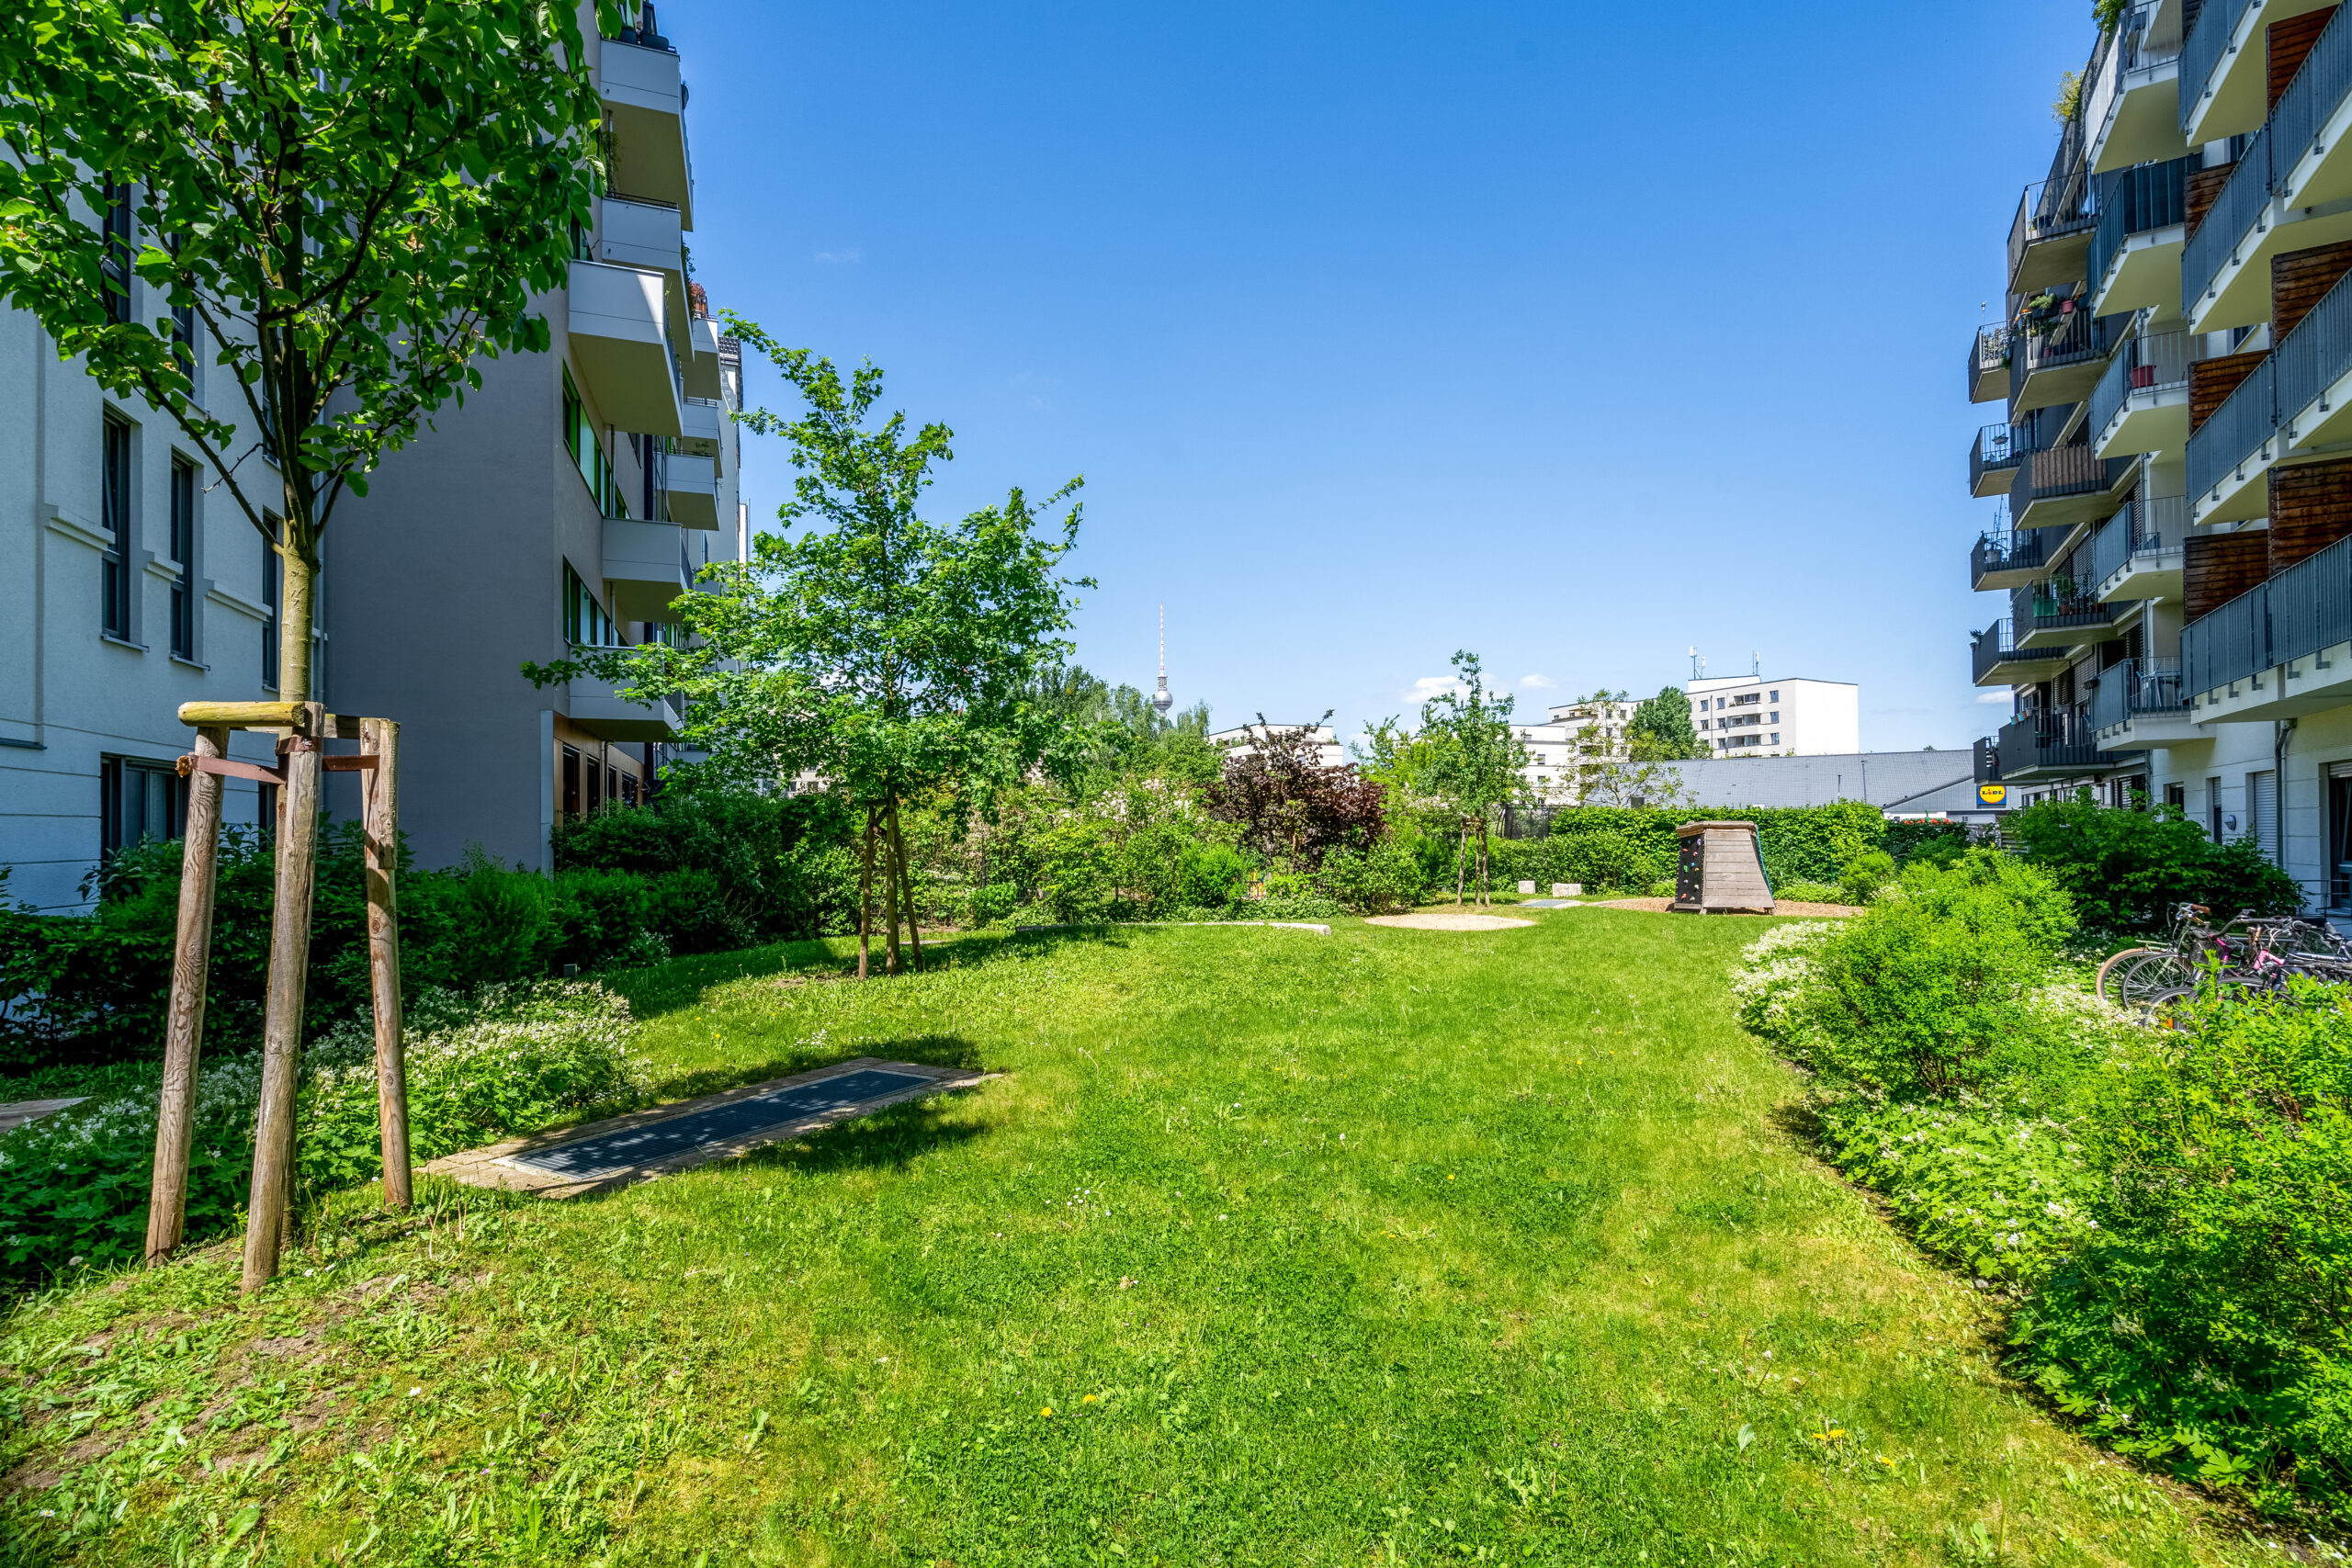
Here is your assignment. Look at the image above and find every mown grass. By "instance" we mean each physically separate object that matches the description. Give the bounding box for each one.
[0,912,2288,1565]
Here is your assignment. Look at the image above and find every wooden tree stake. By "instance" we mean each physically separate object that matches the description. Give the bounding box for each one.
[242,710,324,1292]
[856,808,876,979]
[144,725,228,1265]
[361,717,412,1211]
[888,800,924,973]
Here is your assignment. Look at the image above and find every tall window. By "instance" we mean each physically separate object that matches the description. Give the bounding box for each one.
[561,367,621,516]
[101,413,131,639]
[262,516,281,689]
[167,458,196,660]
[100,182,133,325]
[100,757,187,857]
[563,562,616,647]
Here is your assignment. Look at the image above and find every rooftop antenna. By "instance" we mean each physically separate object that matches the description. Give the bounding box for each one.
[1752,650,1760,678]
[1151,604,1173,715]
[1689,645,1700,681]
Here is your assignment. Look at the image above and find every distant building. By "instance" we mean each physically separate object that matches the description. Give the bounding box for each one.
[1209,722,1347,769]
[1685,676,1859,756]
[1512,697,1639,803]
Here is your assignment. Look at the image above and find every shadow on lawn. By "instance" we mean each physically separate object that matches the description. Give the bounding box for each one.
[645,1032,989,1105]
[731,1090,992,1181]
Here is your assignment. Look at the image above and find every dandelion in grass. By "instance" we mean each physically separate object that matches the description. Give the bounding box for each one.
[1040,1406,1053,1417]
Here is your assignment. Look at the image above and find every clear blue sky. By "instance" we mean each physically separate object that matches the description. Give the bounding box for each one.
[674,0,2089,750]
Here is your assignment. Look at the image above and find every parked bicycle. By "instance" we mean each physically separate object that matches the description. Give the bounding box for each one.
[2095,903,2352,1013]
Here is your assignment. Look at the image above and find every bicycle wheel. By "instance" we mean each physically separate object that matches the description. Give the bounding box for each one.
[2098,948,2191,1008]
[2143,987,2200,1029]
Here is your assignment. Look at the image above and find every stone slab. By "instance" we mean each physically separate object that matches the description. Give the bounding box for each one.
[424,1057,991,1200]
[0,1099,86,1137]
[1519,899,1589,909]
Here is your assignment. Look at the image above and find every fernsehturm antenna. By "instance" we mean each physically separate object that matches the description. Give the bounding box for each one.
[1152,604,1173,714]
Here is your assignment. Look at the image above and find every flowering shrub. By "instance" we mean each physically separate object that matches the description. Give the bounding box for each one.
[0,980,642,1282]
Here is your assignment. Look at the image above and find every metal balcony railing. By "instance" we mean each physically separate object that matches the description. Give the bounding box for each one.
[2009,301,2112,402]
[2119,0,2182,73]
[1997,709,2118,773]
[2013,442,2117,506]
[2188,531,2352,694]
[2088,156,2191,299]
[2186,354,2277,501]
[1973,618,2071,683]
[2270,4,2352,197]
[1971,422,2029,491]
[2184,120,2270,306]
[2088,657,2188,732]
[1970,324,2009,390]
[2087,492,2187,585]
[2089,327,2193,436]
[1972,525,2056,587]
[2007,118,2096,289]
[2029,584,2120,637]
[2181,0,2258,136]
[2275,267,2352,425]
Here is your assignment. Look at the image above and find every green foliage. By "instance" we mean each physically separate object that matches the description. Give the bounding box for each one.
[1838,850,1898,908]
[1626,685,1705,761]
[1315,840,1427,914]
[0,982,639,1282]
[2006,793,2304,931]
[2014,983,2352,1516]
[1521,802,1927,895]
[1772,881,1844,904]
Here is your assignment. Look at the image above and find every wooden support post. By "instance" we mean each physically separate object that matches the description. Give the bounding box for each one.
[887,800,924,973]
[242,706,323,1292]
[145,725,228,1265]
[360,717,411,1211]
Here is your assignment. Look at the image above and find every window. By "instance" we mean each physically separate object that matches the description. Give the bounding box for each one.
[1770,733,1780,744]
[262,516,281,688]
[1769,711,1778,723]
[2165,782,2186,811]
[99,757,187,856]
[167,457,196,660]
[2209,775,2223,840]
[561,367,622,516]
[258,782,279,840]
[1769,690,1779,702]
[101,413,131,640]
[562,746,583,818]
[564,562,617,646]
[101,182,133,325]
[2251,769,2279,863]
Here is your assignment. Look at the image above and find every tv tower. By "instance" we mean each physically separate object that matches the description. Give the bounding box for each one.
[1152,604,1173,715]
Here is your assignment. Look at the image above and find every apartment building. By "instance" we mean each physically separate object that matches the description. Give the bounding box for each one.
[1686,676,1859,756]
[1968,0,2352,900]
[0,3,743,907]
[1209,723,1348,769]
[1510,697,1639,803]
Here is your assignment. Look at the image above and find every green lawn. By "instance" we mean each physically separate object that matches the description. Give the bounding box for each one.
[0,912,2278,1565]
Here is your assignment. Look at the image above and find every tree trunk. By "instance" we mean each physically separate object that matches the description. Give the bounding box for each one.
[888,799,924,973]
[361,717,411,1212]
[1477,818,1490,907]
[882,807,904,976]
[1454,822,1468,907]
[856,808,876,979]
[146,725,227,1265]
[242,707,322,1292]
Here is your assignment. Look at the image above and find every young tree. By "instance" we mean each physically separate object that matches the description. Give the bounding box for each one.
[0,1,609,1289]
[1204,716,1385,871]
[532,326,1089,977]
[1419,652,1527,907]
[1628,685,1705,761]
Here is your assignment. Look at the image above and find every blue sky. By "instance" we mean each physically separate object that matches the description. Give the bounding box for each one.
[676,0,2090,750]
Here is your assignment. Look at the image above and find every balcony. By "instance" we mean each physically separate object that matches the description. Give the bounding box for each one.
[567,259,684,438]
[2008,299,2113,415]
[2089,493,2188,601]
[684,314,723,400]
[2087,156,2191,315]
[2089,2,2188,172]
[2018,583,2121,649]
[2266,4,2352,214]
[2007,123,2098,295]
[662,451,718,529]
[2091,328,2193,457]
[2089,657,2199,746]
[597,195,689,355]
[569,671,682,741]
[1973,618,2072,686]
[1994,710,2120,779]
[1969,326,2009,404]
[1970,422,2028,497]
[601,38,694,226]
[2182,0,2342,145]
[1971,524,2067,591]
[2185,529,2352,720]
[2012,442,2132,530]
[679,396,727,466]
[2189,269,2352,525]
[601,518,688,620]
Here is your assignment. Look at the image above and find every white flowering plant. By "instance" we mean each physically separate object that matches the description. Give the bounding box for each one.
[0,980,643,1280]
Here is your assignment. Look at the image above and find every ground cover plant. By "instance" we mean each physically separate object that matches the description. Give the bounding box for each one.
[0,915,2280,1564]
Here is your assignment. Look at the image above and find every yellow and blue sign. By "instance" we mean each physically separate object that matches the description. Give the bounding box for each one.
[1977,783,2008,807]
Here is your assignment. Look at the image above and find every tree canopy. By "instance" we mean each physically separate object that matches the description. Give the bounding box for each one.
[1628,685,1707,761]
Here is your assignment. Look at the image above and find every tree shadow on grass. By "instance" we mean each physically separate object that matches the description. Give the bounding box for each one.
[728,1090,993,1181]
[645,1032,989,1106]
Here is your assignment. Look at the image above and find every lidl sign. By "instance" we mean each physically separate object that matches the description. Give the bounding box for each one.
[1977,784,2008,807]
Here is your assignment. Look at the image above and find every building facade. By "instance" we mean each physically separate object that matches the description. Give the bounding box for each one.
[1967,0,2352,906]
[0,3,741,907]
[1686,675,1859,756]
[1510,698,1638,803]
[1208,723,1348,769]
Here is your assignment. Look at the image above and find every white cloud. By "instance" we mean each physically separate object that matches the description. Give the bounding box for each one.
[1975,690,2014,704]
[813,248,862,265]
[1405,675,1465,704]
[1519,673,1555,690]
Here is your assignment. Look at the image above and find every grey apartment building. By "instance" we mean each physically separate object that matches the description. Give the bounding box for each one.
[1970,0,2352,909]
[0,3,743,910]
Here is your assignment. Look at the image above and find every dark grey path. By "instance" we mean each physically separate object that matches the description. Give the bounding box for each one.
[507,1067,933,1180]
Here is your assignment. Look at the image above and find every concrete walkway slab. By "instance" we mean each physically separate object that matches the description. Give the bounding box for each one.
[0,1099,87,1137]
[424,1057,991,1200]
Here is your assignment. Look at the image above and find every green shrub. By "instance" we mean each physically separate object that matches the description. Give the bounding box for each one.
[2014,982,2352,1516]
[646,867,749,953]
[1773,851,2076,1098]
[546,869,652,971]
[965,882,1019,927]
[1772,880,1842,904]
[2006,793,2303,931]
[1314,842,1423,914]
[0,981,641,1282]
[1839,849,1898,907]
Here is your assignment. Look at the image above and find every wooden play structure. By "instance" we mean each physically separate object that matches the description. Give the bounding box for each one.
[146,700,410,1291]
[1668,820,1775,915]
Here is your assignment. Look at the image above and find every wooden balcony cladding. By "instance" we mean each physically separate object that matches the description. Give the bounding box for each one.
[2272,7,2343,110]
[2274,241,2352,336]
[2186,530,2275,618]
[2191,350,2270,432]
[2271,458,2352,572]
[2186,164,2233,236]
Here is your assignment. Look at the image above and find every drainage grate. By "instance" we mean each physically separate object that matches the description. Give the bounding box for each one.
[504,1067,933,1180]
